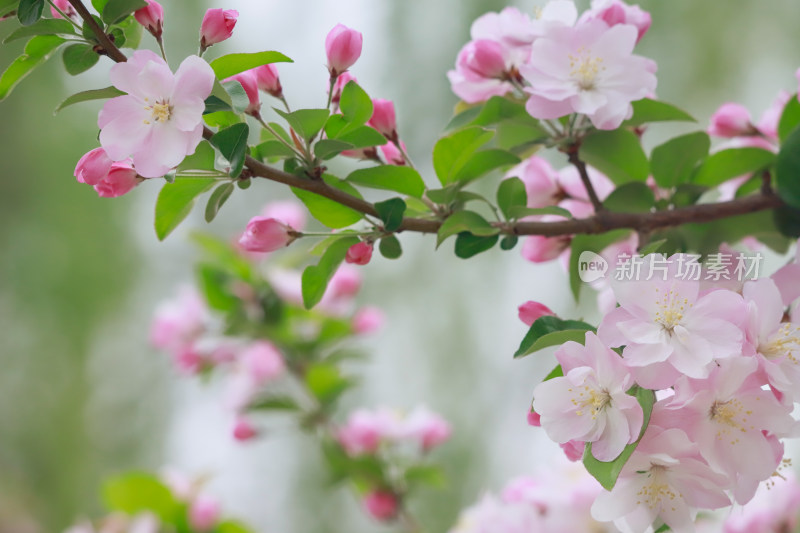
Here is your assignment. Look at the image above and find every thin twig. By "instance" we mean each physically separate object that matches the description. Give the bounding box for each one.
[66,0,127,62]
[567,147,604,212]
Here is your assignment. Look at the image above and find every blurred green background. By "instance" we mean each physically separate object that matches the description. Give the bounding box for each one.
[1,1,799,531]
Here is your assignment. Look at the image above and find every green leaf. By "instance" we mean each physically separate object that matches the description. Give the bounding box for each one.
[584,387,656,490]
[776,127,800,209]
[653,525,671,533]
[692,147,775,187]
[446,95,543,132]
[275,108,330,142]
[0,0,17,17]
[314,139,354,160]
[499,234,518,250]
[433,126,494,185]
[252,140,296,160]
[374,198,406,232]
[3,18,76,43]
[54,86,124,113]
[514,316,595,358]
[204,182,234,222]
[568,230,632,299]
[437,211,499,247]
[113,10,142,48]
[292,176,364,229]
[210,51,293,79]
[92,0,110,12]
[154,178,216,240]
[178,140,216,171]
[196,264,238,311]
[454,232,498,258]
[221,79,250,114]
[404,465,446,489]
[337,125,386,148]
[378,235,402,259]
[81,14,104,42]
[103,472,179,521]
[603,182,655,213]
[650,131,710,188]
[497,177,528,220]
[249,395,300,411]
[0,35,65,100]
[102,0,146,24]
[203,95,232,115]
[17,0,44,25]
[203,110,243,129]
[622,98,696,127]
[542,365,564,381]
[216,522,256,533]
[580,129,649,184]
[62,43,99,75]
[347,165,425,198]
[301,237,360,308]
[778,94,800,143]
[210,123,249,177]
[453,149,520,184]
[338,81,372,128]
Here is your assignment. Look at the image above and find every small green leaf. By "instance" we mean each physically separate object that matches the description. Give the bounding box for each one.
[339,81,372,128]
[154,178,216,240]
[292,176,364,229]
[275,107,330,142]
[778,94,800,143]
[650,131,710,188]
[178,141,216,171]
[252,140,296,160]
[692,147,775,187]
[101,0,147,24]
[3,18,76,43]
[453,148,520,183]
[514,316,595,358]
[249,395,300,411]
[404,465,446,489]
[445,95,543,132]
[114,10,142,48]
[543,365,564,381]
[92,0,110,12]
[203,95,232,115]
[204,182,234,222]
[776,127,800,209]
[210,51,293,80]
[301,237,359,308]
[17,0,44,25]
[454,232,498,258]
[210,123,249,177]
[0,0,18,17]
[62,43,100,75]
[622,98,696,127]
[653,525,671,533]
[437,211,499,247]
[81,14,105,42]
[378,235,402,259]
[347,165,426,198]
[603,182,655,213]
[497,177,528,220]
[103,472,179,522]
[337,125,386,148]
[54,86,124,114]
[216,522,256,533]
[433,126,494,185]
[314,139,354,160]
[0,35,66,100]
[221,79,250,114]
[580,129,650,184]
[374,198,406,232]
[499,234,518,250]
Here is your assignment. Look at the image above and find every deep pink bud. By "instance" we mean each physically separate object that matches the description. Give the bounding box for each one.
[232,417,258,441]
[368,99,397,138]
[74,147,113,186]
[50,0,76,19]
[345,241,373,265]
[352,306,385,335]
[93,160,140,198]
[200,8,239,49]
[461,39,507,79]
[527,409,541,427]
[363,490,399,522]
[596,1,651,43]
[189,495,220,532]
[517,300,556,326]
[379,142,405,166]
[330,72,357,107]
[134,0,164,39]
[224,71,260,115]
[238,216,294,252]
[325,24,363,76]
[708,102,755,138]
[261,201,306,232]
[254,64,282,98]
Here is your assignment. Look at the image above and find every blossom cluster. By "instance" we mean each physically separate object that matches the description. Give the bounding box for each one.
[527,253,800,532]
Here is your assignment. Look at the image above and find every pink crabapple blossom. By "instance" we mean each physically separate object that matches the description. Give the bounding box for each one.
[199,8,239,50]
[325,24,363,77]
[98,50,214,178]
[380,141,405,165]
[403,406,452,451]
[707,102,755,138]
[352,306,385,334]
[261,200,307,232]
[722,469,800,533]
[253,63,282,98]
[232,416,258,441]
[50,0,77,20]
[134,0,164,40]
[579,0,652,43]
[238,216,295,253]
[447,39,519,104]
[368,99,398,139]
[363,490,399,521]
[150,286,209,355]
[239,340,285,386]
[517,300,555,326]
[74,147,113,186]
[345,241,373,265]
[188,494,221,532]
[92,160,141,198]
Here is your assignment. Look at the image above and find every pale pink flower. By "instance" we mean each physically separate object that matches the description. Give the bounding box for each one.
[352,306,385,334]
[533,332,643,461]
[337,408,403,456]
[447,39,518,104]
[325,24,363,76]
[770,242,800,306]
[592,426,730,533]
[449,494,543,533]
[403,406,451,451]
[188,494,220,532]
[521,233,571,263]
[470,7,537,52]
[74,147,113,186]
[326,264,362,300]
[556,163,614,201]
[665,356,795,504]
[363,490,398,521]
[758,90,791,139]
[261,200,306,232]
[50,0,77,20]
[723,470,800,533]
[93,160,141,198]
[521,20,657,130]
[238,216,294,253]
[598,255,745,389]
[150,286,209,353]
[98,50,214,178]
[517,300,555,326]
[368,99,397,138]
[239,340,285,385]
[504,156,562,208]
[579,0,652,43]
[200,9,238,49]
[559,439,585,462]
[254,64,282,98]
[345,241,373,265]
[134,0,164,39]
[707,102,755,138]
[224,70,260,115]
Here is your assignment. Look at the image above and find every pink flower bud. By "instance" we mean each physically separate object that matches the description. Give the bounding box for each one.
[50,0,76,19]
[200,8,239,49]
[404,406,451,451]
[708,102,755,138]
[460,39,508,79]
[325,23,363,76]
[363,490,399,522]
[240,340,285,385]
[352,306,385,335]
[74,147,113,186]
[330,72,357,107]
[527,409,541,427]
[518,301,556,326]
[224,71,260,115]
[134,0,164,39]
[368,99,397,138]
[327,265,362,299]
[559,439,584,462]
[261,201,306,232]
[379,141,405,166]
[587,0,652,43]
[93,160,141,198]
[346,241,373,265]
[254,64,282,98]
[238,216,294,253]
[189,495,220,532]
[232,416,258,441]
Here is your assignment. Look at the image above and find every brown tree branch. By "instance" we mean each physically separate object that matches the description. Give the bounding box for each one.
[566,147,605,212]
[66,0,127,62]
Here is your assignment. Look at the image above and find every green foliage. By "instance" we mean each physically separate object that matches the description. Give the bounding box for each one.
[249,395,301,412]
[210,123,249,177]
[204,182,234,222]
[778,93,800,142]
[102,0,147,24]
[404,465,446,490]
[3,18,76,43]
[433,126,494,185]
[445,96,547,140]
[437,211,499,247]
[776,126,800,209]
[55,86,124,113]
[62,43,100,75]
[454,232,498,258]
[514,316,595,358]
[305,363,353,406]
[580,129,650,184]
[542,365,564,381]
[103,472,179,521]
[301,236,359,308]
[0,0,17,17]
[0,35,66,100]
[603,182,655,213]
[583,387,655,490]
[338,81,373,130]
[178,141,217,172]
[374,197,406,232]
[292,177,364,229]
[496,177,527,220]
[154,179,216,240]
[275,108,329,142]
[692,147,775,187]
[650,132,710,188]
[622,98,696,127]
[209,51,293,80]
[378,235,402,259]
[221,79,250,114]
[452,148,520,184]
[17,0,45,25]
[347,165,426,198]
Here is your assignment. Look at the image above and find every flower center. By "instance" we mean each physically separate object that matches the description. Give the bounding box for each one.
[709,398,754,445]
[637,465,680,511]
[569,47,605,90]
[760,323,800,362]
[653,288,690,334]
[143,99,173,125]
[571,386,612,420]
